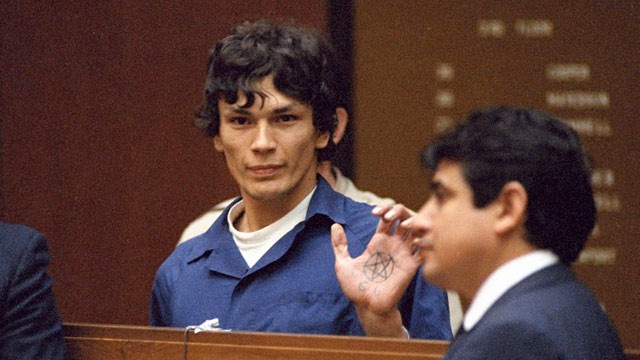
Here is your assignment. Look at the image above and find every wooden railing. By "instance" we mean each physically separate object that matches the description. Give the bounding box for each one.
[64,323,640,360]
[63,323,450,360]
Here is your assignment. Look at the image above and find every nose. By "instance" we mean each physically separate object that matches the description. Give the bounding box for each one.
[251,121,276,152]
[412,201,434,237]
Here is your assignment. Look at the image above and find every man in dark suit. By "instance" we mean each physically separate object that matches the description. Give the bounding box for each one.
[0,221,67,359]
[331,105,624,358]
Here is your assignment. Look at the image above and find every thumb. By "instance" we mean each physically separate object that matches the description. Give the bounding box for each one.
[331,223,349,259]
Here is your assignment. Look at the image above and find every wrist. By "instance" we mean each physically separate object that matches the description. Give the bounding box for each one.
[355,306,406,338]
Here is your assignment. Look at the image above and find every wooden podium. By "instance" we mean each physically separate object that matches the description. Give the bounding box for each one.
[63,323,450,359]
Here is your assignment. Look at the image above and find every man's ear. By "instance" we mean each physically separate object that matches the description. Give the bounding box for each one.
[494,181,528,236]
[332,107,348,145]
[213,135,224,152]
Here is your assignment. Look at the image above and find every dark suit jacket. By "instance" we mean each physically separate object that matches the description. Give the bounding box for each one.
[444,263,623,359]
[0,222,67,359]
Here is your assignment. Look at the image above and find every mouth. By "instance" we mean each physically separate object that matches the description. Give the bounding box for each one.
[413,237,434,251]
[247,164,283,176]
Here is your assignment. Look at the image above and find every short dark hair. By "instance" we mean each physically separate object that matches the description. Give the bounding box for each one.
[421,105,596,264]
[195,20,342,161]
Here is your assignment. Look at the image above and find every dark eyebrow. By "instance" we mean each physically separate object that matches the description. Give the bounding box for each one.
[429,180,443,192]
[226,107,251,116]
[429,180,452,197]
[222,102,300,116]
[271,103,299,115]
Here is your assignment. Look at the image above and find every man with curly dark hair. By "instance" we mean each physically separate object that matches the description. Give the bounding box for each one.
[150,20,452,339]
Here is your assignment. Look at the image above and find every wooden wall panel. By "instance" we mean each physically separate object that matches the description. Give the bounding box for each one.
[353,0,639,348]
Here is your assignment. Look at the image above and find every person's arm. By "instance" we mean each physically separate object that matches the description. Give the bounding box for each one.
[1,230,67,359]
[331,204,420,338]
[150,277,170,326]
[150,256,180,326]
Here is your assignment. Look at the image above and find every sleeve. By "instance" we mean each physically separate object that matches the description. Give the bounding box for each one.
[0,230,67,359]
[399,267,453,340]
[150,264,173,326]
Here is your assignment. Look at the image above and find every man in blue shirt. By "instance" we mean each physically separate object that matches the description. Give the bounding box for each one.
[150,20,452,339]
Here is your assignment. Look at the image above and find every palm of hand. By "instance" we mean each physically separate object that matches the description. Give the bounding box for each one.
[335,229,420,315]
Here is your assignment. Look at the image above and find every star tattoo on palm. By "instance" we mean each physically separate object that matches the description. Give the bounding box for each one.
[363,251,395,283]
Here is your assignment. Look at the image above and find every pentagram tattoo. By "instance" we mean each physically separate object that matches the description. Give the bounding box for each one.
[363,251,395,283]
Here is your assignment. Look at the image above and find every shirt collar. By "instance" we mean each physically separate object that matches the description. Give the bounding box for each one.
[183,196,240,263]
[184,176,345,264]
[462,249,559,332]
[307,175,348,223]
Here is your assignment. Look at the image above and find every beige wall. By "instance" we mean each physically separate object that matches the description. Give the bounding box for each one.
[353,0,639,348]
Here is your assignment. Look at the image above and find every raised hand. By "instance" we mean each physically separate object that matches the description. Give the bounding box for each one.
[331,204,421,337]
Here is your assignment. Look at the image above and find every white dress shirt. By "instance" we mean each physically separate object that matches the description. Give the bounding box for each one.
[462,250,559,332]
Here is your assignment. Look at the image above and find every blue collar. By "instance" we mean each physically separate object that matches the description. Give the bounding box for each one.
[184,176,349,277]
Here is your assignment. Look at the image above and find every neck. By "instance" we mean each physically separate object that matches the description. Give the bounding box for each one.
[462,236,538,301]
[238,181,317,232]
[317,161,337,188]
[236,200,293,232]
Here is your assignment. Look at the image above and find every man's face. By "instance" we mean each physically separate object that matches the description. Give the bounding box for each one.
[214,76,329,206]
[411,160,500,298]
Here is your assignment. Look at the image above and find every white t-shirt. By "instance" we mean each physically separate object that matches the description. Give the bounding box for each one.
[227,188,315,268]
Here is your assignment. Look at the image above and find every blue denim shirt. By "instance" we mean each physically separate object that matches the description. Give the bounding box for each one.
[151,177,452,339]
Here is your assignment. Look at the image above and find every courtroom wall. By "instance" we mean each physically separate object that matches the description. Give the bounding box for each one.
[353,0,639,348]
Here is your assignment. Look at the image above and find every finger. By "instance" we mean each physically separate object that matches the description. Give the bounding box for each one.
[331,223,349,260]
[401,215,429,245]
[398,227,413,243]
[376,204,413,235]
[383,204,413,222]
[373,206,397,234]
[399,216,413,230]
[371,204,392,217]
[393,228,418,257]
[374,216,395,235]
[398,215,422,241]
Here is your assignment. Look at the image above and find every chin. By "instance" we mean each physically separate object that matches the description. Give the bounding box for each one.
[248,192,281,202]
[421,265,442,285]
[247,187,289,202]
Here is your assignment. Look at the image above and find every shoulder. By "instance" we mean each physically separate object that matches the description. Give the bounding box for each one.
[333,168,397,207]
[331,192,378,249]
[315,178,377,224]
[0,222,49,277]
[0,222,43,250]
[309,178,377,247]
[158,237,200,274]
[470,265,623,358]
[499,265,602,315]
[156,224,220,286]
[487,268,590,325]
[0,222,66,358]
[341,197,377,228]
[179,198,236,244]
